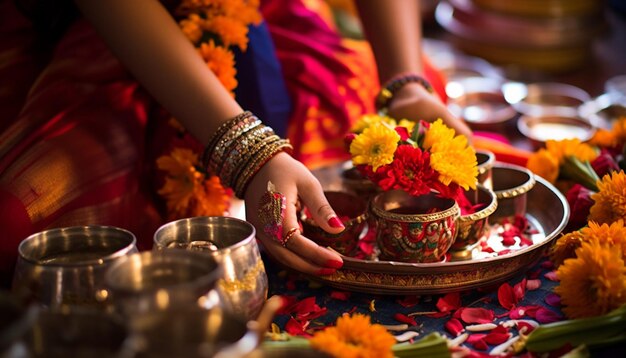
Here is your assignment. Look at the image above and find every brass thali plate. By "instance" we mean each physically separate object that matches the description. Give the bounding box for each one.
[310,166,569,295]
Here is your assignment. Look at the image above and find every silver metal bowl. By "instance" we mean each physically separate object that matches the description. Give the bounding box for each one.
[21,309,130,358]
[579,93,626,129]
[12,226,137,309]
[153,216,267,320]
[103,250,222,317]
[128,306,258,358]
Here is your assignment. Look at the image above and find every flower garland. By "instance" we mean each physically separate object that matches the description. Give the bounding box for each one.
[157,0,262,219]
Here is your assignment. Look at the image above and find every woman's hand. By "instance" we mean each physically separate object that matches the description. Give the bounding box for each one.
[386,82,473,141]
[244,152,345,276]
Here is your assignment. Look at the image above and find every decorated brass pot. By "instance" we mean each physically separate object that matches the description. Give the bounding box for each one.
[370,190,460,263]
[300,191,367,256]
[451,184,498,252]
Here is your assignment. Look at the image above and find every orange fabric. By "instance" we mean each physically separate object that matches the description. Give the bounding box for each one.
[473,136,532,167]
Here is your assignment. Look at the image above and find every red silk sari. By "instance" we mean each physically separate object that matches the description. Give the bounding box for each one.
[0,1,165,284]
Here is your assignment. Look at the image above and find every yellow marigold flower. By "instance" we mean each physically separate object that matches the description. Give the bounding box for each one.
[581,221,626,259]
[588,128,618,148]
[545,138,598,164]
[555,241,626,319]
[429,135,478,190]
[422,118,455,150]
[198,40,238,93]
[589,171,626,224]
[551,230,585,267]
[397,119,416,134]
[351,114,395,134]
[309,313,395,358]
[527,149,560,184]
[350,122,399,171]
[203,15,250,51]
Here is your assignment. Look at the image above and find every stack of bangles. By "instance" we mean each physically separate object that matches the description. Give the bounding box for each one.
[202,111,293,198]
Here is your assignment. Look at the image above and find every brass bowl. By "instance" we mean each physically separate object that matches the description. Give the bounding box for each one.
[12,226,137,309]
[452,184,498,252]
[491,163,537,224]
[476,149,495,189]
[340,166,379,199]
[300,191,368,256]
[517,114,595,148]
[370,190,460,263]
[153,216,268,320]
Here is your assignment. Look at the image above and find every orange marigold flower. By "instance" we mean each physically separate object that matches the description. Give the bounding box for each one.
[179,13,204,44]
[545,138,598,164]
[157,148,231,219]
[203,15,250,51]
[198,40,238,94]
[589,170,626,224]
[309,313,395,358]
[611,116,626,144]
[527,149,560,184]
[555,241,626,319]
[588,128,618,148]
[581,221,626,259]
[551,230,585,267]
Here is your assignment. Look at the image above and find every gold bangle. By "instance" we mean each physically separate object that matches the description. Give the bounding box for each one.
[202,111,254,170]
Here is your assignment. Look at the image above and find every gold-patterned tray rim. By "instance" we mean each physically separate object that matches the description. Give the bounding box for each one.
[309,172,570,295]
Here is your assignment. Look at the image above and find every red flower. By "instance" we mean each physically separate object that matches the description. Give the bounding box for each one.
[377,144,439,196]
[564,184,595,232]
[591,148,620,177]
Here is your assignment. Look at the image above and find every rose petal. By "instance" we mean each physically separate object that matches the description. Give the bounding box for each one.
[526,279,542,291]
[497,283,516,310]
[468,334,488,351]
[397,295,420,308]
[460,307,495,324]
[516,320,537,334]
[285,317,310,337]
[330,291,351,301]
[544,270,559,281]
[534,307,563,324]
[484,332,511,345]
[437,292,461,313]
[513,278,526,302]
[394,313,417,326]
[466,333,487,344]
[445,317,465,337]
[541,260,555,270]
[545,293,561,307]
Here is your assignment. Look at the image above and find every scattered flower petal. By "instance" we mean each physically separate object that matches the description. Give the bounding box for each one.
[534,307,563,323]
[544,270,559,281]
[526,279,542,291]
[460,307,495,324]
[466,323,497,332]
[445,318,465,337]
[437,292,461,313]
[394,313,417,326]
[545,293,561,307]
[394,331,420,342]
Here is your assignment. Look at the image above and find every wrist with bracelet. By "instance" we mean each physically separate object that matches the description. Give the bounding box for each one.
[202,111,293,198]
[375,72,434,115]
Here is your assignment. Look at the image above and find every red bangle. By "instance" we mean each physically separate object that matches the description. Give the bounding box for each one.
[375,73,433,113]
